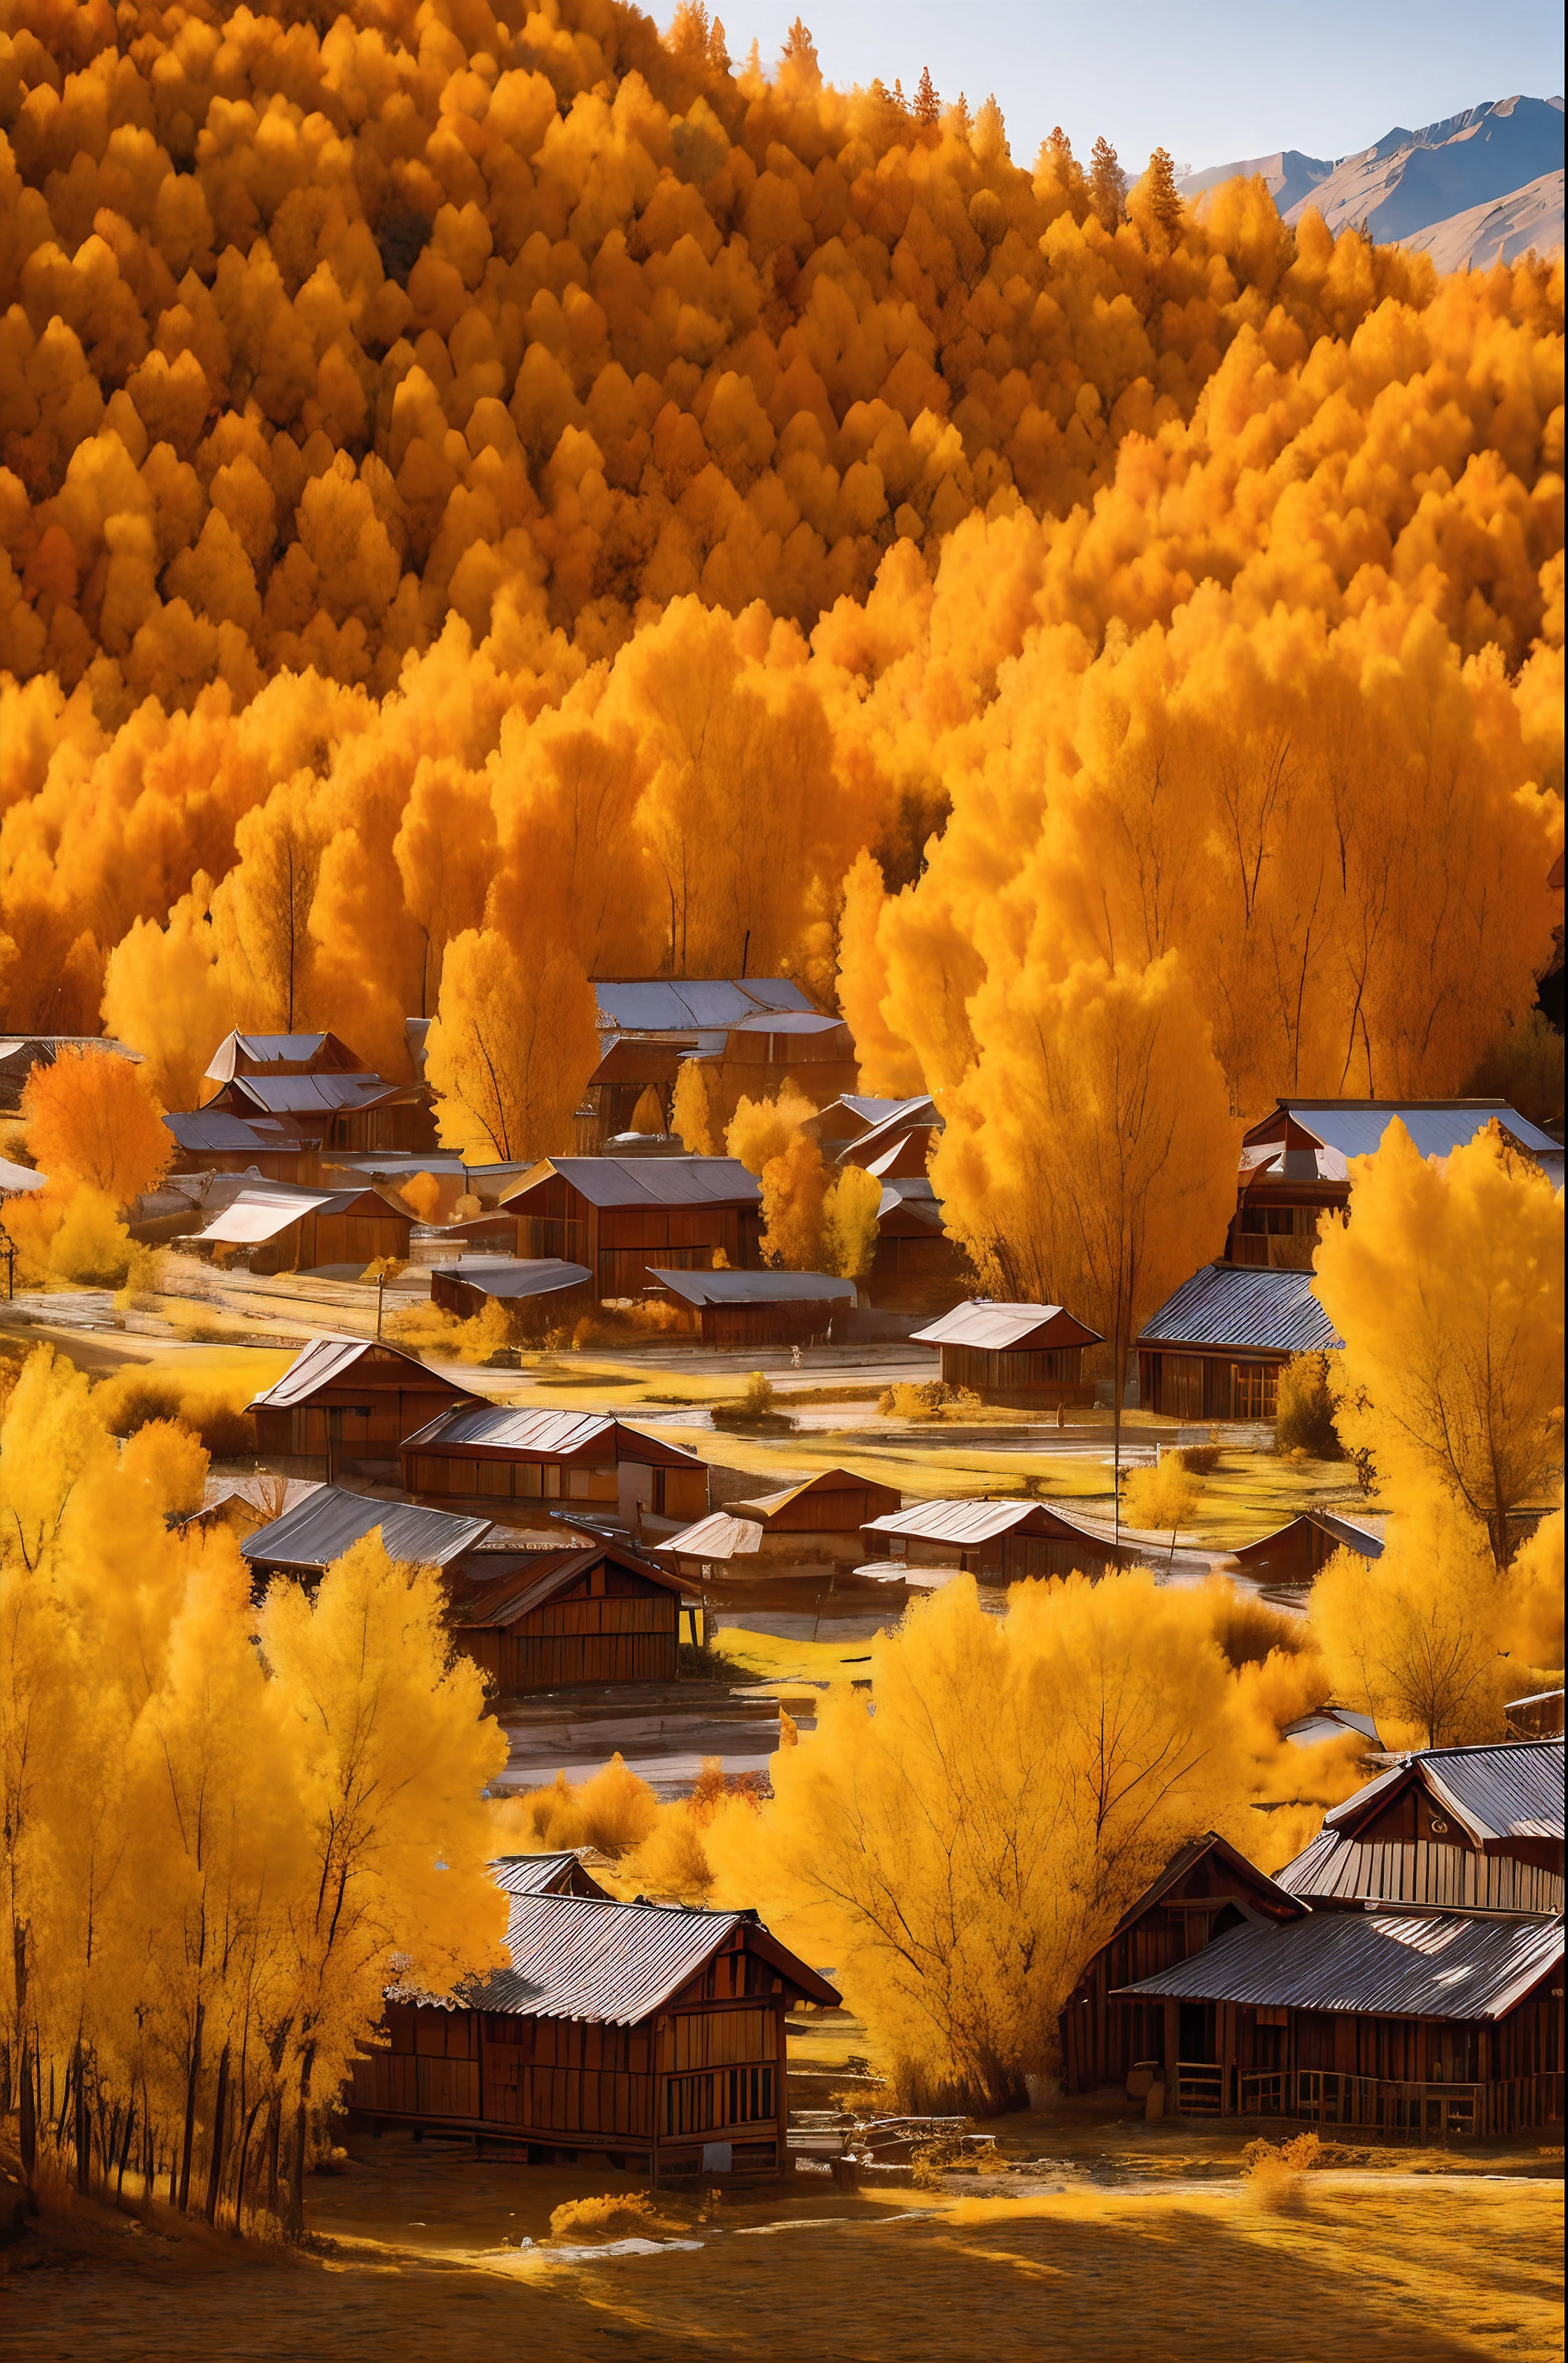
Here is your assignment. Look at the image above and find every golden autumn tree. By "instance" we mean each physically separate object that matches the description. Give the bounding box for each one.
[99,885,231,1113]
[1312,1122,1564,1566]
[424,928,598,1163]
[21,1046,170,1204]
[821,1164,883,1279]
[671,1058,719,1155]
[1310,1507,1514,1748]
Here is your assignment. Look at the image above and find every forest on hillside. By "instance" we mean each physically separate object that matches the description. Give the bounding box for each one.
[0,0,1560,1223]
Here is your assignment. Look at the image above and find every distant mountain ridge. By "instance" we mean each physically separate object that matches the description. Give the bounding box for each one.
[1180,94,1564,269]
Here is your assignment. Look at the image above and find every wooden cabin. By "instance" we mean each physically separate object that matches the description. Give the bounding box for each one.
[841,1095,941,1179]
[1108,1741,1565,2133]
[1222,1509,1386,1590]
[241,1485,498,1590]
[349,1886,841,2178]
[911,1300,1101,1409]
[1060,1835,1304,2096]
[661,1467,904,1573]
[428,1256,594,1331]
[502,1158,763,1300]
[401,1405,710,1536]
[580,977,824,1146]
[1137,1264,1342,1422]
[647,1267,855,1349]
[442,1541,700,1689]
[202,1030,366,1087]
[865,1179,971,1311]
[192,1184,413,1275]
[248,1338,486,1473]
[1228,1099,1560,1268]
[162,1109,323,1184]
[203,1070,437,1154]
[860,1497,1142,1583]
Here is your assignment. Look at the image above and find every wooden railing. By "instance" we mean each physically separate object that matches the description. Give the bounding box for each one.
[1225,2068,1563,2136]
[1174,2062,1224,2115]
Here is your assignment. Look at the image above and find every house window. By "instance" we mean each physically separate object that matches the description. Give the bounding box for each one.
[1230,1362,1278,1419]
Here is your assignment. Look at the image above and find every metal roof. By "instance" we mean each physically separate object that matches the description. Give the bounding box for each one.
[241,1485,492,1572]
[1243,1100,1559,1161]
[408,1891,837,2022]
[1229,1509,1387,1564]
[1324,1739,1564,1845]
[229,1072,409,1115]
[657,1512,764,1559]
[0,1156,46,1194]
[437,1258,591,1301]
[729,1010,846,1037]
[733,1468,887,1517]
[248,1337,479,1410]
[444,1544,696,1627]
[649,1267,855,1307]
[849,1095,940,1161]
[864,1497,1070,1546]
[489,1853,611,1900]
[912,1300,1102,1352]
[876,1177,946,1229]
[164,1109,314,1152]
[501,1156,761,1212]
[194,1186,334,1244]
[402,1404,701,1466]
[1116,1908,1563,2021]
[1138,1263,1342,1355]
[592,979,815,1032]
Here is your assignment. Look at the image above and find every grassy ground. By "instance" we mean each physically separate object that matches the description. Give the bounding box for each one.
[7,2124,1560,2363]
[714,1625,880,1682]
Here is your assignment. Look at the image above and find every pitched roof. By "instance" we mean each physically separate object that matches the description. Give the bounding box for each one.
[203,1030,363,1082]
[434,1257,591,1300]
[592,979,815,1032]
[1138,1263,1342,1356]
[733,1467,888,1517]
[912,1300,1102,1352]
[227,1072,412,1116]
[194,1185,334,1244]
[1228,1508,1387,1565]
[490,1853,612,1900]
[402,1404,701,1466]
[862,1496,1111,1548]
[241,1486,492,1572]
[656,1512,764,1559]
[1324,1738,1564,1846]
[501,1156,761,1212]
[0,1156,46,1194]
[248,1337,484,1410]
[1243,1099,1559,1162]
[444,1543,697,1627]
[1105,1832,1306,1944]
[164,1109,315,1153]
[1116,1909,1563,2021]
[405,1891,839,2022]
[649,1267,855,1307]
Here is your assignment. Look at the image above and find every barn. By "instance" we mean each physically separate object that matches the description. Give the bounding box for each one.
[860,1496,1143,1583]
[911,1299,1102,1409]
[163,1109,323,1184]
[1136,1264,1342,1422]
[647,1267,856,1348]
[503,1157,763,1299]
[442,1541,700,1689]
[661,1467,904,1571]
[202,1068,436,1154]
[190,1184,413,1275]
[348,1882,841,2178]
[400,1405,710,1536]
[428,1256,594,1331]
[248,1338,486,1474]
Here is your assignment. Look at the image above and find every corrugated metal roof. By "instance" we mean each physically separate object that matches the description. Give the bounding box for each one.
[1324,1739,1564,1844]
[1245,1100,1559,1161]
[438,1258,590,1301]
[0,1156,46,1194]
[242,1485,492,1572]
[1230,1509,1387,1565]
[911,1300,1102,1351]
[657,1512,763,1559]
[502,1157,761,1212]
[592,979,815,1032]
[490,1853,611,1900]
[733,1468,881,1517]
[402,1405,700,1466]
[650,1268,855,1307]
[1138,1264,1342,1354]
[1116,1909,1562,2020]
[446,1543,695,1627]
[248,1336,474,1410]
[864,1497,1054,1546]
[850,1096,939,1161]
[876,1177,946,1229]
[195,1186,333,1244]
[164,1109,307,1152]
[230,1073,407,1115]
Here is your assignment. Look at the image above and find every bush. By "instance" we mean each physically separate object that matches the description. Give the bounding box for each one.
[92,1366,256,1457]
[1200,1578,1310,1667]
[876,1380,983,1422]
[1275,1352,1343,1458]
[1170,1443,1222,1475]
[549,2192,668,2243]
[742,1370,776,1415]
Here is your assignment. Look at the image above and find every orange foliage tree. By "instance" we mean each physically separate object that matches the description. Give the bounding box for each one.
[21,1045,169,1203]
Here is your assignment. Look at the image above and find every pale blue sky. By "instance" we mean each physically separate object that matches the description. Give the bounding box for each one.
[672,1,1565,177]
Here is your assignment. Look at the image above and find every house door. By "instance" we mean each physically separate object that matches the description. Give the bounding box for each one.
[619,1463,654,1528]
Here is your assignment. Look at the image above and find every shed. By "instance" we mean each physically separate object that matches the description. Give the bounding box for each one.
[911,1299,1102,1408]
[203,1030,365,1086]
[1114,1906,1563,2133]
[1059,1834,1305,2096]
[191,1184,413,1275]
[163,1108,323,1185]
[428,1256,594,1331]
[860,1496,1143,1583]
[1227,1099,1560,1269]
[248,1338,486,1473]
[204,1070,436,1154]
[841,1094,941,1177]
[580,978,838,1146]
[1224,1508,1387,1588]
[717,1466,903,1565]
[654,1511,765,1573]
[241,1485,497,1589]
[348,1886,841,2177]
[647,1267,855,1349]
[442,1541,700,1690]
[1137,1264,1342,1421]
[502,1157,762,1299]
[401,1405,710,1534]
[867,1177,970,1309]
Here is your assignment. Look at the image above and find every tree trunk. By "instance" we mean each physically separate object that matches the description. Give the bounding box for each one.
[232,2096,265,2238]
[116,2103,136,2201]
[178,2003,204,2213]
[74,2039,90,2194]
[16,2035,36,2200]
[263,2095,281,2223]
[286,2045,316,2241]
[204,2042,231,2226]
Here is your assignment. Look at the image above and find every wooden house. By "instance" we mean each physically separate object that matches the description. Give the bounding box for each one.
[248,1338,486,1473]
[661,1467,904,1571]
[502,1158,764,1300]
[442,1541,700,1689]
[860,1497,1143,1583]
[349,1885,841,2178]
[1228,1099,1560,1269]
[865,1179,970,1311]
[202,1030,366,1087]
[491,1851,614,1901]
[400,1405,710,1535]
[163,1108,322,1185]
[191,1183,413,1275]
[1060,1834,1304,2096]
[580,979,852,1147]
[647,1267,855,1349]
[202,1067,436,1154]
[911,1300,1102,1409]
[1137,1264,1342,1422]
[1109,1741,1564,2133]
[839,1095,941,1178]
[428,1256,594,1331]
[241,1485,499,1590]
[1222,1509,1386,1590]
